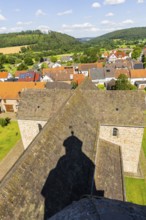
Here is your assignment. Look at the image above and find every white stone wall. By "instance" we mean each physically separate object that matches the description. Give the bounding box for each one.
[18,120,47,150]
[99,126,144,174]
[1,99,18,112]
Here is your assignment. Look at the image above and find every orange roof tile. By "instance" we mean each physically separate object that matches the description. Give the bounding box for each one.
[115,69,130,79]
[78,63,98,71]
[130,69,146,78]
[0,82,46,99]
[42,67,64,75]
[96,62,103,68]
[0,72,8,79]
[73,74,85,84]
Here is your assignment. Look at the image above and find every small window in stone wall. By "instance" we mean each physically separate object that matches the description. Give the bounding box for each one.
[113,128,118,136]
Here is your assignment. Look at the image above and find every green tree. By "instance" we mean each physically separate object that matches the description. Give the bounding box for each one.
[17,62,28,71]
[7,56,16,64]
[132,46,142,59]
[50,56,57,63]
[24,57,34,66]
[41,62,48,69]
[71,81,78,89]
[115,74,136,90]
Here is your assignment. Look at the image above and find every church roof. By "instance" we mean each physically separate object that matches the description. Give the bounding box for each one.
[0,78,146,219]
[50,197,146,220]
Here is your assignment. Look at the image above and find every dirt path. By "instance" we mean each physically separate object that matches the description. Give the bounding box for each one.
[0,112,17,120]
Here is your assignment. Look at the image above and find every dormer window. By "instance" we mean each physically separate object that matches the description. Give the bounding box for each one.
[113,128,118,136]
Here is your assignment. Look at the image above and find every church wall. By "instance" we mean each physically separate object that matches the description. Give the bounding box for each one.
[99,126,144,174]
[18,120,47,149]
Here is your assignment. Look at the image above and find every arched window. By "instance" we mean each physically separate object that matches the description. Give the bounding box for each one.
[113,128,118,136]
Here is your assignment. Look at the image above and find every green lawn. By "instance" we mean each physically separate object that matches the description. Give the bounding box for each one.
[0,121,21,161]
[124,119,146,206]
[125,177,146,205]
[142,128,146,156]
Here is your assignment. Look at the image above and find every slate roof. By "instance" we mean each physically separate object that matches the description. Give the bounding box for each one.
[17,78,146,126]
[0,87,99,219]
[17,89,74,120]
[134,63,143,69]
[50,197,146,220]
[45,82,72,90]
[104,67,115,78]
[95,139,124,201]
[0,78,146,219]
[89,68,105,80]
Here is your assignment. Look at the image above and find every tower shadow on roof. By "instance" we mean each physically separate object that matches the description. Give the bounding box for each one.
[41,131,100,219]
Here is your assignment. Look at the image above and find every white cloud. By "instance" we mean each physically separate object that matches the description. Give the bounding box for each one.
[137,0,144,3]
[0,27,7,32]
[92,2,101,8]
[104,0,125,5]
[37,25,50,33]
[101,20,116,26]
[17,21,32,26]
[62,22,99,32]
[10,27,23,32]
[57,10,72,16]
[100,18,135,31]
[121,19,134,24]
[0,14,6,21]
[105,12,114,16]
[35,9,46,16]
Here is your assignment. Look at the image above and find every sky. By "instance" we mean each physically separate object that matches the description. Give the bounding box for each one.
[0,0,146,38]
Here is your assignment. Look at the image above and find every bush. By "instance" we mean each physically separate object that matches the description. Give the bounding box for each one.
[0,117,11,127]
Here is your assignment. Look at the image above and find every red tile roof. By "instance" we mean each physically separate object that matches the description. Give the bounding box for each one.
[0,82,46,99]
[130,69,146,78]
[0,72,8,79]
[73,74,85,84]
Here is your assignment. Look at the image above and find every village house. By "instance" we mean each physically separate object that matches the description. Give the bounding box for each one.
[108,51,128,63]
[17,71,41,82]
[77,62,102,76]
[42,67,74,84]
[130,69,146,85]
[89,67,115,85]
[0,82,46,113]
[14,70,27,80]
[0,72,13,82]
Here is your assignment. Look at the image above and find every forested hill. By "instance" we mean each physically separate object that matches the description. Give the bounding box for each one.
[90,27,146,43]
[0,30,81,52]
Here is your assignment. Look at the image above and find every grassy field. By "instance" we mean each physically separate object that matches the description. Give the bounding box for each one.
[125,177,146,205]
[142,128,146,156]
[0,121,21,161]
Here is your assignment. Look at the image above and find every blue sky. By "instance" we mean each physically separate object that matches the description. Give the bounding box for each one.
[0,0,145,38]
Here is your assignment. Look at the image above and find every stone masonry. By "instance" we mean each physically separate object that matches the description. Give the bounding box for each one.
[18,120,47,149]
[99,126,144,173]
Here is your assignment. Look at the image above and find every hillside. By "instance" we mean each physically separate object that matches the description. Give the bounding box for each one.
[0,30,81,53]
[90,27,146,43]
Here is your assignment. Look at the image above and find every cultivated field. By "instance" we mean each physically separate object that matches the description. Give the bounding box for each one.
[0,45,27,54]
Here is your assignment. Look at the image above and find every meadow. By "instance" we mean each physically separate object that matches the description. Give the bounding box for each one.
[0,121,21,161]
